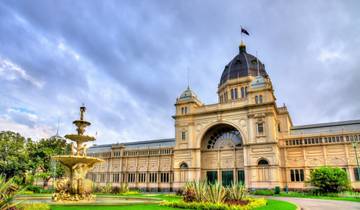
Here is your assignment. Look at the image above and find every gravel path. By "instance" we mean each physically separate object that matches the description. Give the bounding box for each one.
[269,196,360,210]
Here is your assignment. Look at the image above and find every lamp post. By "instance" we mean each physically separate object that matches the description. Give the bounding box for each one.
[352,142,360,180]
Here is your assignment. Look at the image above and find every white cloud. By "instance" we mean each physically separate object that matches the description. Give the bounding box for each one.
[0,116,54,140]
[0,58,44,88]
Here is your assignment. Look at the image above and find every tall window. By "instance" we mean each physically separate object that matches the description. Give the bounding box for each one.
[206,171,217,184]
[255,96,259,104]
[113,173,120,183]
[181,131,186,141]
[231,88,238,100]
[138,173,146,183]
[180,162,188,182]
[257,122,264,135]
[241,87,245,98]
[258,159,269,181]
[181,107,188,115]
[354,168,360,181]
[290,169,304,182]
[128,173,135,183]
[160,172,170,183]
[259,95,263,103]
[149,172,158,183]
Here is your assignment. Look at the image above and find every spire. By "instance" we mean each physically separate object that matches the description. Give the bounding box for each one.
[56,118,60,136]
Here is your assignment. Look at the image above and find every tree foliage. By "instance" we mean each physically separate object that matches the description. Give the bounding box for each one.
[309,167,350,193]
[0,131,30,180]
[28,137,69,188]
[0,130,70,187]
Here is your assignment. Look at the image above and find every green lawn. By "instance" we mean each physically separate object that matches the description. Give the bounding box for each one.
[50,199,296,210]
[51,204,183,210]
[19,193,297,210]
[254,199,296,210]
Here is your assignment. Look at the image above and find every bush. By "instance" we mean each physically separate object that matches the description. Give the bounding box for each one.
[227,184,247,201]
[27,185,41,193]
[204,181,227,203]
[274,186,280,194]
[309,167,350,193]
[0,176,21,210]
[112,186,121,194]
[161,198,267,210]
[252,189,274,196]
[18,203,50,210]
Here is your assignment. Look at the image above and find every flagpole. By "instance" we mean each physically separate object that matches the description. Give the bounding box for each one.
[240,26,243,44]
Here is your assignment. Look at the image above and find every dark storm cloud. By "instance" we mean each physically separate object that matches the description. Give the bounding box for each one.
[0,0,360,143]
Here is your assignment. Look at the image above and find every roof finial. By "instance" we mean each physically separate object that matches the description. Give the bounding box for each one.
[240,26,249,53]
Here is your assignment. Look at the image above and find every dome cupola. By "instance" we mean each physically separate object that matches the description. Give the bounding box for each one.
[219,43,268,86]
[178,86,198,101]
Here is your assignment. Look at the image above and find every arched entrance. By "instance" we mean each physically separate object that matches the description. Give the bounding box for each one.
[200,124,245,186]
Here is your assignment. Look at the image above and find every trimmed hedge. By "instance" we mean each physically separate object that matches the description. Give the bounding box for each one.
[252,189,275,196]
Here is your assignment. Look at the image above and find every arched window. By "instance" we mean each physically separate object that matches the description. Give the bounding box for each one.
[255,95,259,104]
[180,162,189,169]
[241,87,245,98]
[257,158,269,182]
[258,159,269,166]
[179,162,189,182]
[259,95,263,103]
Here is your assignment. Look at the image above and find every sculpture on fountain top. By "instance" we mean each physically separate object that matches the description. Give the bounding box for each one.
[52,105,103,202]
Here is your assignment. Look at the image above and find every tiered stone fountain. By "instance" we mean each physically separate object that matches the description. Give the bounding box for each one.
[52,106,103,202]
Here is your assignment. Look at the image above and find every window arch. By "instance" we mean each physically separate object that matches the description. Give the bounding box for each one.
[180,162,189,169]
[258,158,269,166]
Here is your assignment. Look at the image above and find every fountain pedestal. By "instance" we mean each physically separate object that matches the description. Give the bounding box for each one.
[52,106,103,202]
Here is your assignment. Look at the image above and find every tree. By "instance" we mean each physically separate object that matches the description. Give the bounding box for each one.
[0,131,30,180]
[28,136,70,189]
[309,167,350,193]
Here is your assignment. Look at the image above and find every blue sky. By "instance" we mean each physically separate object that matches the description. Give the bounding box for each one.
[0,1,360,144]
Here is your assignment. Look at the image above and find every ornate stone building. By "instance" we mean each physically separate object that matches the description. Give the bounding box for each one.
[87,43,360,191]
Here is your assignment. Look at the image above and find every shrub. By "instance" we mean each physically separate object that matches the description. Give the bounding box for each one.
[26,185,41,193]
[309,167,350,193]
[119,182,129,193]
[182,183,196,202]
[204,181,227,203]
[252,189,274,196]
[227,183,247,201]
[184,181,207,202]
[101,183,112,193]
[161,198,267,210]
[112,186,121,194]
[18,203,50,210]
[120,190,140,195]
[274,186,280,194]
[0,176,21,210]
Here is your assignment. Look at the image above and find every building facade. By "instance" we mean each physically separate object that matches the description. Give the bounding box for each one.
[87,43,360,191]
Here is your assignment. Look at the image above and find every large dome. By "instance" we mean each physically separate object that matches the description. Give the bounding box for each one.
[219,44,268,86]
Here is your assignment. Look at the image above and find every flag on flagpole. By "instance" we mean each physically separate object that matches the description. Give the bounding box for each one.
[241,27,250,36]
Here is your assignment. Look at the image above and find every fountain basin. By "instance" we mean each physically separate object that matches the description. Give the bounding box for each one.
[52,155,103,168]
[64,134,95,143]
